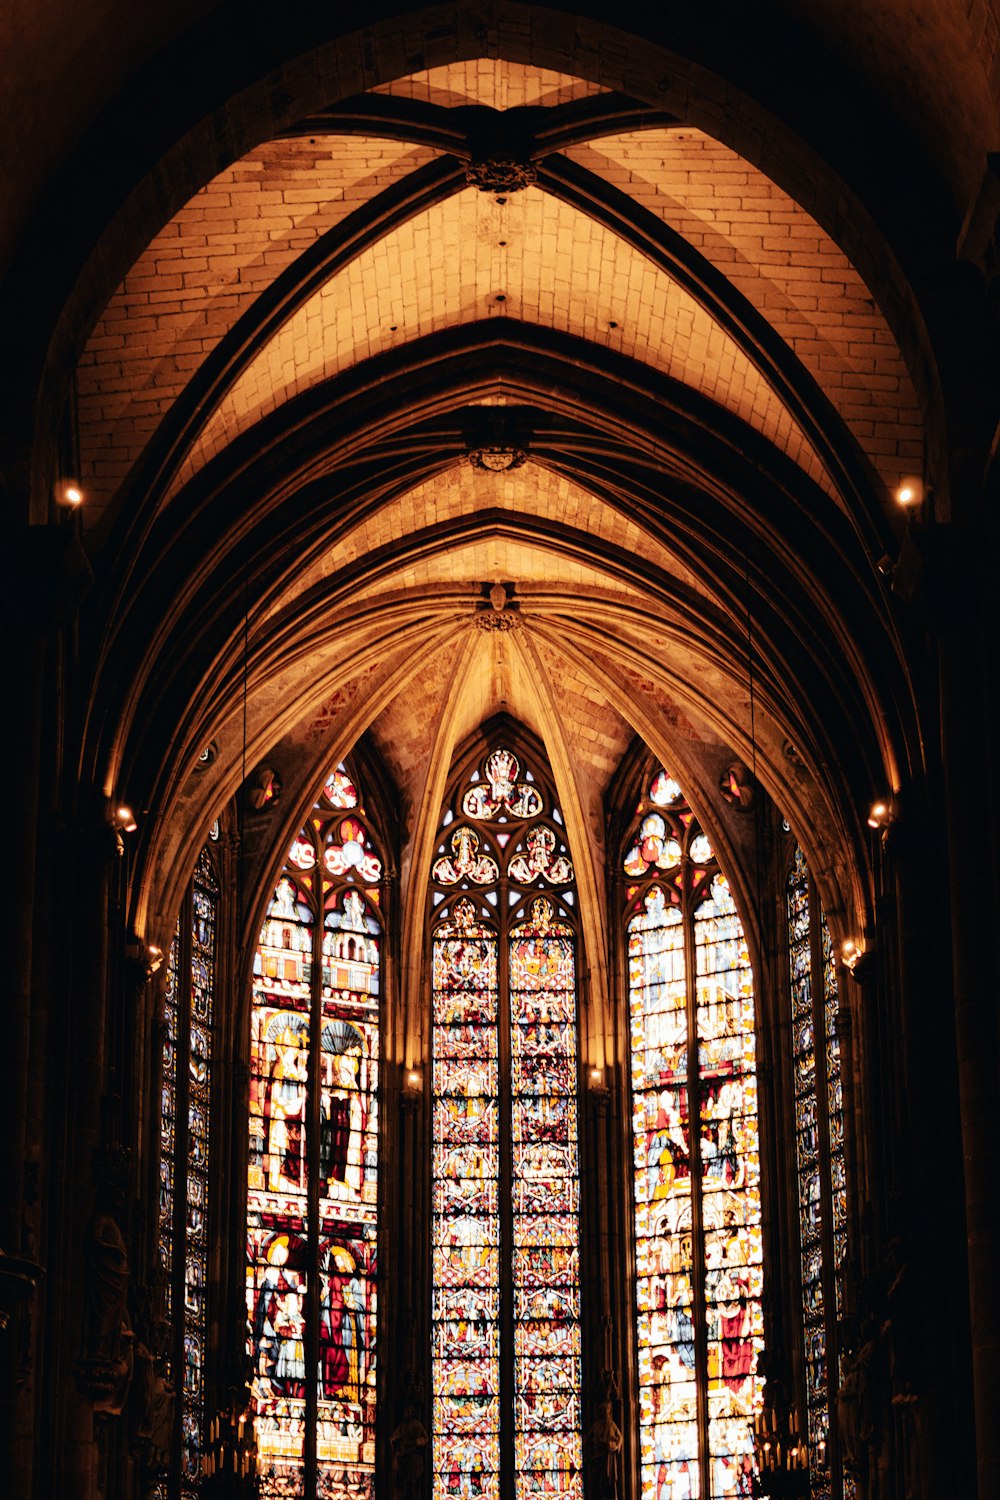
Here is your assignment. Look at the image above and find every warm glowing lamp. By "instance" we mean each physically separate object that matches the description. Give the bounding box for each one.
[867,796,898,832]
[56,479,85,508]
[896,476,923,509]
[841,939,864,971]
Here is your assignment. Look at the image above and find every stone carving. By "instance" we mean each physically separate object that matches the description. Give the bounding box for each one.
[391,1404,429,1500]
[782,739,806,774]
[247,765,282,811]
[77,1207,134,1414]
[474,580,520,630]
[720,762,754,809]
[468,445,527,472]
[465,159,537,193]
[130,1340,174,1471]
[585,1369,623,1500]
[837,1328,877,1476]
[475,610,519,632]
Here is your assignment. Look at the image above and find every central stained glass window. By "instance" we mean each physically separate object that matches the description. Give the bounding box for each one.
[624,766,764,1500]
[430,743,583,1500]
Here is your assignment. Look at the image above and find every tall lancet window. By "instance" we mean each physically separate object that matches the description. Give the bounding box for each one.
[625,767,764,1500]
[430,743,584,1500]
[157,840,219,1497]
[786,846,852,1500]
[247,765,382,1500]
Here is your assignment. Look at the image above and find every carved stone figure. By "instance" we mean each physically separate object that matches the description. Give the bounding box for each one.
[391,1405,428,1500]
[130,1341,174,1470]
[585,1369,624,1500]
[837,1332,876,1474]
[586,1400,624,1500]
[78,1207,134,1414]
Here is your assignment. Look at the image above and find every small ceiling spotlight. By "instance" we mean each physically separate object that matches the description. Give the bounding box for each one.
[113,805,138,833]
[896,476,923,509]
[56,479,84,508]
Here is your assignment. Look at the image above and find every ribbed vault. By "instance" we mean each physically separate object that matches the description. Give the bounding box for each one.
[65,53,930,998]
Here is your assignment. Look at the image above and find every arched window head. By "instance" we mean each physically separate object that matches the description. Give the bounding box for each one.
[430,737,583,1500]
[624,764,764,1499]
[247,761,383,1500]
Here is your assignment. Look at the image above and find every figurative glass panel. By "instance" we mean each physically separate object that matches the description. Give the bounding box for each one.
[629,888,697,1497]
[787,848,828,1493]
[694,874,762,1491]
[786,847,854,1500]
[182,851,218,1490]
[431,901,501,1500]
[821,917,854,1500]
[510,898,582,1500]
[626,767,764,1500]
[156,842,219,1497]
[318,889,380,1486]
[430,743,583,1500]
[159,929,181,1328]
[821,919,848,1327]
[248,765,382,1500]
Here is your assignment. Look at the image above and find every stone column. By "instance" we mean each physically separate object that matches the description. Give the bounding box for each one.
[934,519,1000,1500]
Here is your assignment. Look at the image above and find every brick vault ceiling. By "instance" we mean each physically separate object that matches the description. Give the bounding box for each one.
[74,59,922,529]
[77,58,922,889]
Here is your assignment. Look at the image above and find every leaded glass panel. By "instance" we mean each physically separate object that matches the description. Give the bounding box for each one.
[626,767,764,1500]
[430,743,583,1500]
[156,841,219,1497]
[248,766,382,1500]
[786,846,854,1500]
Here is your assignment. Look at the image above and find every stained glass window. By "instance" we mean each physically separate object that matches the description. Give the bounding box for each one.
[785,847,853,1500]
[626,767,764,1500]
[247,762,381,1500]
[157,842,219,1497]
[431,744,583,1500]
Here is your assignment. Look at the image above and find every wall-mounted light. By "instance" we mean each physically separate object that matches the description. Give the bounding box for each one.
[55,478,84,508]
[866,798,897,831]
[113,805,137,833]
[126,940,164,978]
[404,1067,423,1094]
[841,939,865,972]
[895,476,923,510]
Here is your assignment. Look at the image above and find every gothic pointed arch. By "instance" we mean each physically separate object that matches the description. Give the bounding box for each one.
[428,724,586,1500]
[618,755,765,1498]
[246,756,387,1499]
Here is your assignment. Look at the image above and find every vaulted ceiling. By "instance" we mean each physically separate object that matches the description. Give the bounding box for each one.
[63,56,933,948]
